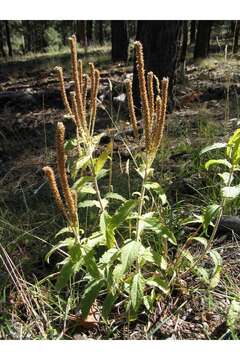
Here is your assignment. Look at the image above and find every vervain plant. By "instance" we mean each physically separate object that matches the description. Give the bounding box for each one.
[42,36,236,322]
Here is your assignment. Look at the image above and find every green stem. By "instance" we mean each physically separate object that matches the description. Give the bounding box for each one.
[135,163,148,242]
[90,156,105,213]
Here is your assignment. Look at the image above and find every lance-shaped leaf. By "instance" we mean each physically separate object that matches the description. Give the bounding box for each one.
[81,279,105,319]
[205,159,232,170]
[200,142,226,155]
[130,273,145,312]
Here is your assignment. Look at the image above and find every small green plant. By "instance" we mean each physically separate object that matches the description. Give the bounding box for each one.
[201,128,240,216]
[227,299,240,339]
[42,36,238,324]
[44,27,62,52]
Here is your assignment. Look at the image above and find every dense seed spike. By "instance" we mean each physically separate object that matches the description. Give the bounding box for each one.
[55,66,72,116]
[125,79,138,139]
[78,59,83,93]
[69,35,85,126]
[134,41,151,152]
[43,166,67,218]
[154,78,169,150]
[147,71,154,125]
[89,62,95,113]
[90,69,100,134]
[82,74,89,113]
[56,122,77,226]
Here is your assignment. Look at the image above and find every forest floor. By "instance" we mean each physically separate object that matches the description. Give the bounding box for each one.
[0,48,240,339]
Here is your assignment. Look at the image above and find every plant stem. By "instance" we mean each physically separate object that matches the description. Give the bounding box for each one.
[89,154,105,213]
[135,163,148,242]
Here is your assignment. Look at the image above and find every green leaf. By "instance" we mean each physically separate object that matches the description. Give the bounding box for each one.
[218,172,234,186]
[102,292,117,320]
[100,211,116,249]
[94,143,111,175]
[71,155,91,179]
[99,248,119,265]
[152,251,168,270]
[130,273,145,312]
[112,264,124,284]
[83,250,102,278]
[86,231,105,248]
[205,159,232,170]
[209,250,222,289]
[104,192,126,202]
[209,266,221,289]
[55,227,74,238]
[181,250,194,265]
[194,266,209,284]
[78,200,101,208]
[81,279,105,319]
[55,259,75,290]
[227,300,240,335]
[146,275,170,294]
[144,182,168,205]
[96,168,109,180]
[121,240,141,273]
[72,176,93,193]
[209,249,222,270]
[139,245,155,265]
[192,236,208,249]
[64,138,78,151]
[200,142,226,155]
[137,212,154,235]
[203,204,221,233]
[111,199,138,230]
[139,214,177,245]
[68,242,82,262]
[221,185,240,199]
[143,290,156,311]
[45,237,75,263]
[79,184,96,195]
[227,128,240,165]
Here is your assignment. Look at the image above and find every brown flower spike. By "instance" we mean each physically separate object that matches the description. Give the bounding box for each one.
[55,66,72,116]
[42,166,67,218]
[56,121,77,226]
[69,35,85,127]
[125,79,138,139]
[134,41,151,152]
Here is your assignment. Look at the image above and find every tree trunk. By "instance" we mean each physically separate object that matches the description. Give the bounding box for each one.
[76,20,87,48]
[97,20,104,45]
[61,20,70,46]
[179,21,189,82]
[5,21,12,57]
[86,20,93,45]
[133,20,182,112]
[190,20,196,44]
[0,21,6,57]
[23,20,32,53]
[180,21,188,63]
[111,20,129,62]
[128,20,137,39]
[40,21,47,51]
[230,21,235,36]
[233,21,240,54]
[194,21,213,59]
